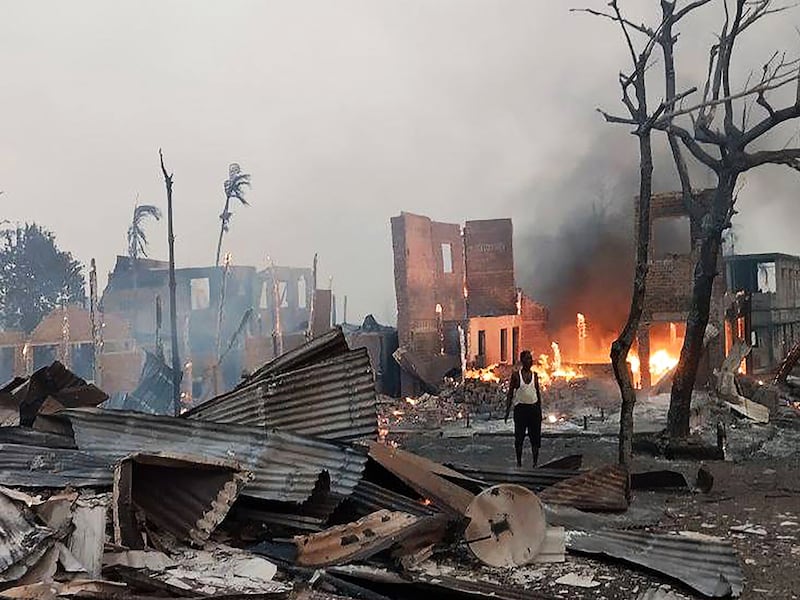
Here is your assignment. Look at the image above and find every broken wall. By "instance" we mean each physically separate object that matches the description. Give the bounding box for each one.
[638,190,725,388]
[464,219,516,318]
[391,213,465,357]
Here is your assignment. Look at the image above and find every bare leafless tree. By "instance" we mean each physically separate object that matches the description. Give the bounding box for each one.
[656,0,800,438]
[576,0,707,466]
[585,0,800,442]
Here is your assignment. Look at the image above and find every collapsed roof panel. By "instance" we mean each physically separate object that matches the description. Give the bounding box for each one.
[49,408,366,504]
[0,443,111,488]
[185,349,378,442]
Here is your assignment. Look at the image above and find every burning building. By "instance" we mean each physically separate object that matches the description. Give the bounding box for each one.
[635,190,726,390]
[391,212,548,396]
[725,252,800,374]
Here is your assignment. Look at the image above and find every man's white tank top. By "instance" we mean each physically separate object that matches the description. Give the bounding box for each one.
[514,370,539,405]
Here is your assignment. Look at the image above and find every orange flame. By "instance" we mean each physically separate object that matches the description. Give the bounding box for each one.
[464,364,501,382]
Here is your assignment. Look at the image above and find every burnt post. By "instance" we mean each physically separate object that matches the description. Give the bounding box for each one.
[160,149,182,416]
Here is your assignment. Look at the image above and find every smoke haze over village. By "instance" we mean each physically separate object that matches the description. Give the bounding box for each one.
[1,1,799,325]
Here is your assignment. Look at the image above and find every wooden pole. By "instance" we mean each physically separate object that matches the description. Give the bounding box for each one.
[89,259,102,386]
[160,149,181,416]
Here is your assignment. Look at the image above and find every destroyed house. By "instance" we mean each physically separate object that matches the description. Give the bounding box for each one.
[391,212,547,395]
[637,190,726,390]
[102,256,328,401]
[725,252,800,374]
[0,305,140,395]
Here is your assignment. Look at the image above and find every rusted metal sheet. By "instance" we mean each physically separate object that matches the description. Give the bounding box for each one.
[0,443,111,488]
[50,408,366,504]
[294,509,424,567]
[566,529,744,598]
[0,492,54,583]
[241,326,350,387]
[539,464,629,512]
[113,453,252,547]
[17,362,107,427]
[448,463,579,491]
[366,441,475,515]
[185,349,378,442]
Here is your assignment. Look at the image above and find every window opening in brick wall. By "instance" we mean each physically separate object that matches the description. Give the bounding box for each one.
[652,216,691,258]
[278,281,289,308]
[512,327,520,362]
[298,276,307,309]
[500,328,508,363]
[757,262,777,293]
[441,243,453,274]
[477,330,486,359]
[190,278,210,310]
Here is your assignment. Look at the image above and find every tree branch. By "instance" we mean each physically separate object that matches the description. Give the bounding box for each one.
[597,108,639,125]
[743,147,800,171]
[570,7,653,35]
[666,123,722,169]
[742,104,800,146]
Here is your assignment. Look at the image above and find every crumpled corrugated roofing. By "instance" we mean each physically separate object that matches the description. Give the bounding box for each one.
[0,442,112,488]
[48,408,366,504]
[539,464,629,512]
[102,351,176,415]
[566,529,744,598]
[185,349,378,442]
[239,326,350,387]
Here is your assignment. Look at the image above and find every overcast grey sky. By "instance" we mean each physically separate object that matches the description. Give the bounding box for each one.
[1,1,799,325]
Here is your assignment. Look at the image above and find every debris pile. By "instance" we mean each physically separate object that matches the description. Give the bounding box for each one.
[0,327,751,599]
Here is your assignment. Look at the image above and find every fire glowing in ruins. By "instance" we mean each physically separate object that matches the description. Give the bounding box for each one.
[464,365,502,382]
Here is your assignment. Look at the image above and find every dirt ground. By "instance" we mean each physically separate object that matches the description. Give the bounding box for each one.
[393,411,800,600]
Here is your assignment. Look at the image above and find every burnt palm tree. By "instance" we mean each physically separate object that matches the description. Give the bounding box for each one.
[215,163,251,267]
[127,202,162,260]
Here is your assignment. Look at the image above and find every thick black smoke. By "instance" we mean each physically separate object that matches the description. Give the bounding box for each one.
[514,130,712,360]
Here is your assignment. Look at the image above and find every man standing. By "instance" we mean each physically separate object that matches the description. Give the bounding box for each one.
[504,350,543,467]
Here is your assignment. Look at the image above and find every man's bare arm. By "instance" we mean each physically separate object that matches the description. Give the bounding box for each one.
[534,372,542,403]
[505,372,519,422]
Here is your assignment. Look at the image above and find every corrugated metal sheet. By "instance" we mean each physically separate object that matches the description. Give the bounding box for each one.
[0,427,76,448]
[18,362,107,427]
[294,509,420,567]
[0,443,112,488]
[113,453,252,547]
[102,351,175,415]
[349,480,437,517]
[186,349,378,442]
[539,464,629,512]
[448,464,579,491]
[0,492,53,582]
[241,327,350,386]
[51,408,366,504]
[566,529,744,598]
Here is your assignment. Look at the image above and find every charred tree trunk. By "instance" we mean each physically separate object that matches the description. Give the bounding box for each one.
[612,130,653,468]
[160,150,182,416]
[668,175,735,438]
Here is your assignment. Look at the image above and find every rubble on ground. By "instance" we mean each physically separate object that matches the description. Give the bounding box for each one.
[6,327,800,598]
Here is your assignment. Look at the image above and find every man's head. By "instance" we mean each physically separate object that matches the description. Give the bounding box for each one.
[520,350,533,369]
